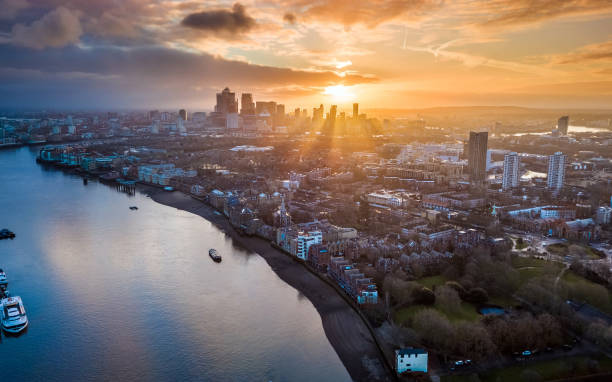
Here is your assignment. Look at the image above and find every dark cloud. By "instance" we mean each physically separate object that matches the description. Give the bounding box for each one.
[181,3,256,37]
[10,6,82,49]
[0,44,377,108]
[283,12,297,24]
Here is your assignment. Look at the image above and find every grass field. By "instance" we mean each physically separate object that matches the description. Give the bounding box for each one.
[441,355,612,382]
[562,270,612,315]
[416,275,448,289]
[394,301,480,325]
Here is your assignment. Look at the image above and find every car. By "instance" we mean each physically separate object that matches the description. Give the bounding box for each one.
[521,350,532,356]
[563,344,573,351]
[454,360,464,367]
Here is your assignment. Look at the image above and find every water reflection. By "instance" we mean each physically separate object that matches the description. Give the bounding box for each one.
[0,147,350,382]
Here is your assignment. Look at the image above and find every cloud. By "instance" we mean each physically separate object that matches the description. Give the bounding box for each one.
[10,6,82,49]
[0,0,29,20]
[283,12,297,25]
[554,40,612,64]
[0,44,378,108]
[475,0,612,29]
[181,3,256,38]
[280,0,442,28]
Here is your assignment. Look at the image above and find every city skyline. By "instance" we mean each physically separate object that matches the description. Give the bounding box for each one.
[0,1,611,110]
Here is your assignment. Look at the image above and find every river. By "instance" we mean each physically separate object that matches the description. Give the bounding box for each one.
[0,147,351,381]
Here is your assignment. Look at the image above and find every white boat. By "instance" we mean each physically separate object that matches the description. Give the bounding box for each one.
[0,269,7,285]
[1,296,29,333]
[209,249,222,262]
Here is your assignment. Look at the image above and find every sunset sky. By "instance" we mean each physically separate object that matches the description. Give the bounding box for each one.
[1,0,611,110]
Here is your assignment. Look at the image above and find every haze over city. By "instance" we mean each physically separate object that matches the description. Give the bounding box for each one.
[1,0,612,109]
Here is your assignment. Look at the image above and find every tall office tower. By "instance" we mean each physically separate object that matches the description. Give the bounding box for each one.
[240,93,255,115]
[353,103,359,119]
[294,108,301,118]
[557,116,569,135]
[467,131,488,183]
[178,109,187,121]
[256,101,276,115]
[329,105,337,123]
[502,152,520,190]
[274,104,285,126]
[215,87,238,114]
[313,104,324,122]
[547,151,566,190]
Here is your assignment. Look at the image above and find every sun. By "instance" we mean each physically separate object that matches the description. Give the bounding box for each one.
[323,85,355,102]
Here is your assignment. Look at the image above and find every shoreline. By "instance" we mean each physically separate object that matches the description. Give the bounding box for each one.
[142,186,393,382]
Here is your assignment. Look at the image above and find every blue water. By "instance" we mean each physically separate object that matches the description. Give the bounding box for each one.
[0,147,351,381]
[479,307,505,316]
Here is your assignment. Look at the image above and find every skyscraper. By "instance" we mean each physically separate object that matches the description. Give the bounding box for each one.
[547,151,566,190]
[215,87,238,114]
[502,152,520,190]
[353,103,359,119]
[557,116,569,135]
[468,131,488,183]
[240,93,255,115]
[178,109,187,121]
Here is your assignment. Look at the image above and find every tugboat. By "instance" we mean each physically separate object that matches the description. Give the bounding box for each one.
[1,296,29,334]
[0,229,15,239]
[0,269,7,285]
[209,249,222,263]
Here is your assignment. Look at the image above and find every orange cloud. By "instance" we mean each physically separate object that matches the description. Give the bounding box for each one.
[554,40,612,64]
[279,0,442,28]
[475,0,612,28]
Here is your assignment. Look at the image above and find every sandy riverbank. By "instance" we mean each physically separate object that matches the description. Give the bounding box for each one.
[142,186,393,382]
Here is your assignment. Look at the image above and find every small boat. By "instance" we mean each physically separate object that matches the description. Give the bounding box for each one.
[0,269,7,285]
[209,249,222,262]
[1,296,29,334]
[0,229,15,239]
[129,206,138,210]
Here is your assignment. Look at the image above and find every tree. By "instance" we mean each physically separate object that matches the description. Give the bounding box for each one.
[465,288,489,304]
[435,286,462,314]
[359,198,370,221]
[412,309,453,352]
[412,287,436,305]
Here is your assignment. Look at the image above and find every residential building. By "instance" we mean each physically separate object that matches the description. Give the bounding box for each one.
[467,131,488,183]
[596,206,612,225]
[558,115,569,135]
[396,348,428,374]
[293,231,322,260]
[547,152,566,190]
[502,152,520,190]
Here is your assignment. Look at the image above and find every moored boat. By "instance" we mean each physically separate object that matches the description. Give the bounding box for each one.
[0,269,7,285]
[1,296,29,334]
[209,249,222,262]
[0,228,15,239]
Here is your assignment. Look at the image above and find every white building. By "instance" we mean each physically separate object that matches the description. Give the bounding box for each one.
[295,231,322,260]
[596,206,612,225]
[226,112,239,130]
[547,151,566,190]
[502,152,520,190]
[367,192,402,208]
[396,348,428,374]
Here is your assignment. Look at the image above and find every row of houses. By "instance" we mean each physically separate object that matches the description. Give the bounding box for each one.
[328,256,378,304]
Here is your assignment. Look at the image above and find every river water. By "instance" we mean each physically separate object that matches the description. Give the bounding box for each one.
[0,147,351,381]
